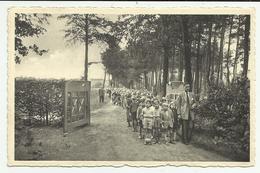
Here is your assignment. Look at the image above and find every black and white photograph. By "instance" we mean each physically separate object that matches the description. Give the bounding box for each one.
[8,7,255,166]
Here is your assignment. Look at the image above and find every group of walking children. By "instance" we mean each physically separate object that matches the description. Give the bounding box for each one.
[109,83,196,145]
[128,96,179,145]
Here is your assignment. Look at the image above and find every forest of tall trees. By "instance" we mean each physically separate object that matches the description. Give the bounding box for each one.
[15,13,250,97]
[101,14,250,97]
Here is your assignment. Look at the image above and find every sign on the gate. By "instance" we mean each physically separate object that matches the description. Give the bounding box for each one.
[63,80,91,134]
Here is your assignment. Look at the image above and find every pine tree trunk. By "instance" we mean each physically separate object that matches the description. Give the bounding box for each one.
[151,71,155,87]
[84,14,89,81]
[195,22,202,95]
[162,49,170,96]
[211,27,218,80]
[199,71,203,93]
[144,71,148,89]
[159,69,162,91]
[108,73,112,87]
[202,46,207,93]
[226,16,234,86]
[243,15,250,78]
[155,69,158,88]
[161,15,170,96]
[206,22,213,85]
[162,48,169,96]
[217,21,226,85]
[181,16,192,89]
[178,50,184,82]
[233,16,241,80]
[170,44,176,81]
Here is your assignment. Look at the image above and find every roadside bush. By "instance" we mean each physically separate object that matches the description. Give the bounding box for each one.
[193,77,250,158]
[15,78,65,127]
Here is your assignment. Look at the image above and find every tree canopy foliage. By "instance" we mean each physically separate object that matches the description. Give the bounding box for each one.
[57,14,115,45]
[15,13,51,64]
[100,14,250,97]
[58,14,118,80]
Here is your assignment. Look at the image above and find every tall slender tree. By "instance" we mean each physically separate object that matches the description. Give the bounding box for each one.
[226,16,234,86]
[243,15,250,78]
[195,22,202,94]
[58,14,112,81]
[181,16,192,88]
[161,15,171,96]
[217,17,227,84]
[233,16,241,80]
[206,21,213,85]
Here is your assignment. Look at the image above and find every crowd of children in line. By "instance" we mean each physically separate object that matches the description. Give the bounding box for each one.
[107,88,183,145]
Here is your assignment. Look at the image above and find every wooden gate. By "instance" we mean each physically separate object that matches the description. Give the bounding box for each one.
[64,80,91,134]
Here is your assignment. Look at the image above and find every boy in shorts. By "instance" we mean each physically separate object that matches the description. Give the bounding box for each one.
[169,100,178,144]
[153,100,161,144]
[160,103,174,145]
[142,99,155,145]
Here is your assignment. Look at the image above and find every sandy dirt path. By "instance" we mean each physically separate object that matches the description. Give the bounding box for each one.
[24,102,231,161]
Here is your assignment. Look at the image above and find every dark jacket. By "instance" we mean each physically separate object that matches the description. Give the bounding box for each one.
[130,101,139,113]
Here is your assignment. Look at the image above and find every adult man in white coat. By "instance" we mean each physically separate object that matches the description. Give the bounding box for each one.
[178,83,196,145]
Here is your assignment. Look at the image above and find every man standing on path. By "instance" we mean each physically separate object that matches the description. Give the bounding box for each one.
[126,94,132,127]
[137,100,145,139]
[130,96,139,132]
[98,87,105,103]
[178,83,196,145]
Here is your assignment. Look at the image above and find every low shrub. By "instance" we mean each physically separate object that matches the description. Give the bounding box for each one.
[193,77,250,160]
